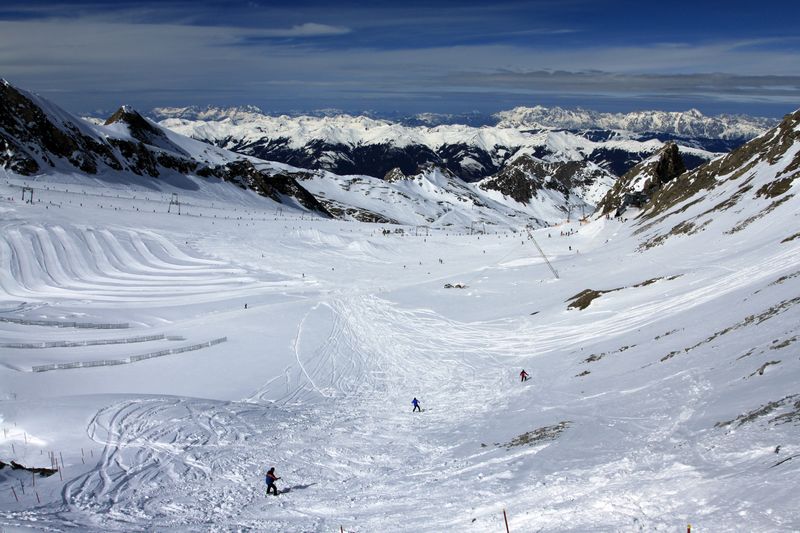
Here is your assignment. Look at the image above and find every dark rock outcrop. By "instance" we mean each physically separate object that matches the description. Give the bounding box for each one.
[595,142,687,216]
[0,79,121,174]
[479,155,607,205]
[645,142,686,194]
[204,160,332,216]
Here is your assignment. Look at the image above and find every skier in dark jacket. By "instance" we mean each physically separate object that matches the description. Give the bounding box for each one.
[266,467,281,496]
[412,397,421,412]
[520,369,529,382]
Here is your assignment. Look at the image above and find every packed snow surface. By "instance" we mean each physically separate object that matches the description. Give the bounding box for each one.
[0,165,798,532]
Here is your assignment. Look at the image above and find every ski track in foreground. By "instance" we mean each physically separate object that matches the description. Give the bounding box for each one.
[10,266,797,531]
[45,295,513,531]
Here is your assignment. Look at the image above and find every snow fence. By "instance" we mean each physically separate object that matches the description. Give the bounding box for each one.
[30,337,227,372]
[2,334,185,349]
[0,316,130,329]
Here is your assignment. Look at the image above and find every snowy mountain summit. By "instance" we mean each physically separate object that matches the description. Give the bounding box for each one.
[494,105,774,140]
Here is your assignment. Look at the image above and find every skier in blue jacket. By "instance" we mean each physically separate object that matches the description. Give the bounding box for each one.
[266,467,281,496]
[412,397,421,412]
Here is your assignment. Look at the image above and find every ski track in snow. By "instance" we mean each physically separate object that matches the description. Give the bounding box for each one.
[1,177,799,531]
[35,295,514,531]
[8,281,797,531]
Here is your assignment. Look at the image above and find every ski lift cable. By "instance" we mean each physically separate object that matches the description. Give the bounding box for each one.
[525,225,560,280]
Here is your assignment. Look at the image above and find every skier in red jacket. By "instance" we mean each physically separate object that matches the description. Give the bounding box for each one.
[520,369,529,382]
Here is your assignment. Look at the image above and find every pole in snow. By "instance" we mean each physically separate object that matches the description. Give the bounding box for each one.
[503,509,510,533]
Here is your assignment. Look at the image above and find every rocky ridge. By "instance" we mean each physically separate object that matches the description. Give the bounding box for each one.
[0,80,328,216]
[596,142,687,216]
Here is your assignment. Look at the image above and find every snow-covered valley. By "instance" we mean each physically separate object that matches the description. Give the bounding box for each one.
[1,100,799,533]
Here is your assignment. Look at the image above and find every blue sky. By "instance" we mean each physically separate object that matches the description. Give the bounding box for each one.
[0,0,798,117]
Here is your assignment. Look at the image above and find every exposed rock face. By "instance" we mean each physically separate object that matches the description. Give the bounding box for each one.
[268,173,333,216]
[383,167,407,182]
[479,155,609,205]
[630,108,800,250]
[479,156,553,203]
[595,142,687,216]
[647,142,686,194]
[0,79,328,217]
[0,80,121,174]
[218,138,456,181]
[207,159,331,217]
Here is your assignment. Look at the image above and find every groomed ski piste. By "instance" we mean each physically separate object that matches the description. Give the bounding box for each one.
[0,153,799,532]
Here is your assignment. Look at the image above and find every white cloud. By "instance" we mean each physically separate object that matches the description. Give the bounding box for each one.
[260,22,351,37]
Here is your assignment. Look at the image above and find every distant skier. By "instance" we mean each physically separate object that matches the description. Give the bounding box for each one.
[266,467,281,496]
[520,369,529,382]
[412,397,421,412]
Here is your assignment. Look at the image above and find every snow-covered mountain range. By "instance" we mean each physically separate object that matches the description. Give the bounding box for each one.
[152,104,774,140]
[0,81,611,228]
[494,106,775,140]
[154,105,750,184]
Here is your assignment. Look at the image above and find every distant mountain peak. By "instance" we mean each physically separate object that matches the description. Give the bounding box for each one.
[106,106,156,130]
[150,105,265,122]
[494,106,775,140]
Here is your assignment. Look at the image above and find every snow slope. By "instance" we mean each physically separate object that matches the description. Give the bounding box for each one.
[288,165,584,228]
[0,109,798,531]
